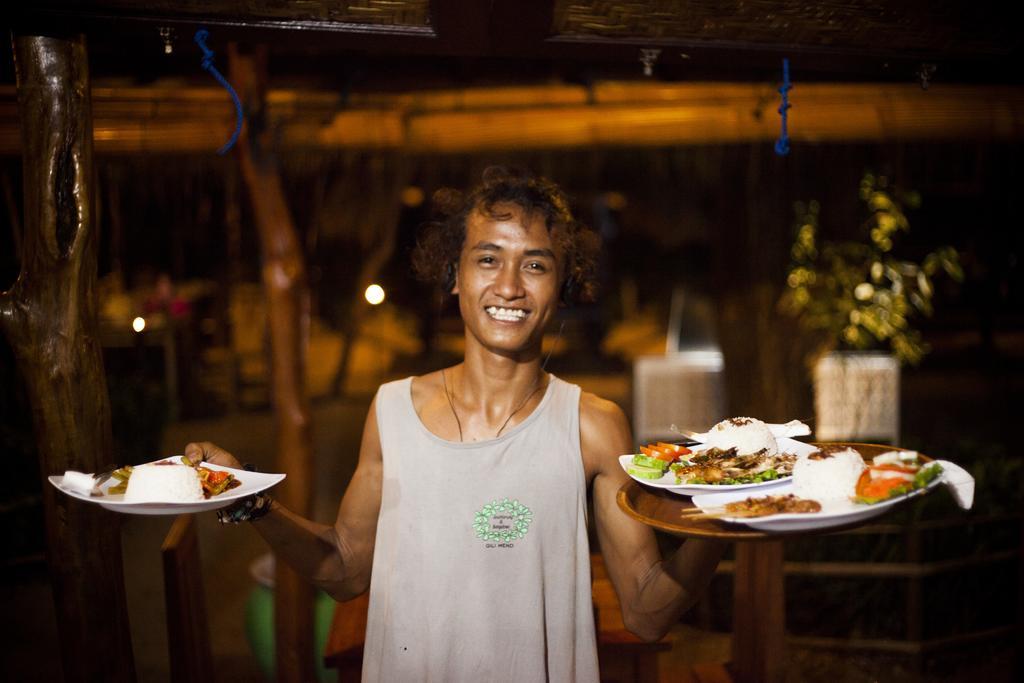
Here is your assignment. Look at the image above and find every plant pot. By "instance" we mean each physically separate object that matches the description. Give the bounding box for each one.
[813,351,900,443]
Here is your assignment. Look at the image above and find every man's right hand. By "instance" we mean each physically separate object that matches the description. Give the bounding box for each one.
[180,398,383,602]
[184,441,243,469]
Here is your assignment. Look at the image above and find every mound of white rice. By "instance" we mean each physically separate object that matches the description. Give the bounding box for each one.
[704,417,778,455]
[792,446,866,500]
[124,463,204,503]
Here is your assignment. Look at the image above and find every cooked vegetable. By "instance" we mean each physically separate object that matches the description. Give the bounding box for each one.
[106,466,133,495]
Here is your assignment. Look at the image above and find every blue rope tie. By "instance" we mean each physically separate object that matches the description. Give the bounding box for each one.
[774,58,792,156]
[194,28,244,155]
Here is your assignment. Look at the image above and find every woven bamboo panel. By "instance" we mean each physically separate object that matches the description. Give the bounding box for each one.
[813,352,900,443]
[552,0,1012,55]
[632,352,726,444]
[32,0,432,26]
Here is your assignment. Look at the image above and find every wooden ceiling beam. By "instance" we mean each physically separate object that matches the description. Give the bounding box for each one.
[1,82,1022,155]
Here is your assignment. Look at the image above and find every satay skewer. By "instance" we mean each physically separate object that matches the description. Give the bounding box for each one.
[680,507,736,519]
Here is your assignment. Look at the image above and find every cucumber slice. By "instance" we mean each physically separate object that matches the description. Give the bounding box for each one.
[631,454,668,469]
[627,464,666,480]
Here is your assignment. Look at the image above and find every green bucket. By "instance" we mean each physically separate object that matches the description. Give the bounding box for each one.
[244,555,338,682]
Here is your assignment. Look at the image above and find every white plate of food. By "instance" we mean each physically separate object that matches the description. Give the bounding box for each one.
[619,436,816,496]
[690,450,950,532]
[48,457,285,515]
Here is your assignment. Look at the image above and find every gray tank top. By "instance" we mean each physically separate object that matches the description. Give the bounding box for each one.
[362,375,599,682]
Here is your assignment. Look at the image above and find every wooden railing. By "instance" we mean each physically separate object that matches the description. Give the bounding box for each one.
[712,513,1022,657]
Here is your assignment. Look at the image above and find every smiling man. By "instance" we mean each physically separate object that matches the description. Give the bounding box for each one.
[188,168,724,682]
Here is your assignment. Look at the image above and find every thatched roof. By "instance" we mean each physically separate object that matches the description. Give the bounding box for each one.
[7,1,1022,86]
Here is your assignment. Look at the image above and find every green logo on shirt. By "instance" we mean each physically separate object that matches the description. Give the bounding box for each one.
[474,498,532,544]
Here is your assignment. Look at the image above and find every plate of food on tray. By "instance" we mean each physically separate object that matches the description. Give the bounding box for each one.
[688,444,973,532]
[619,417,814,496]
[49,457,285,515]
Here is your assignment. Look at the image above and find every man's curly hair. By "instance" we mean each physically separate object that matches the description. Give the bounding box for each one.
[411,167,600,305]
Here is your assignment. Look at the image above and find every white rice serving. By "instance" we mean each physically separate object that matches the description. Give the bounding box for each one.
[704,417,778,455]
[792,446,866,501]
[124,463,204,503]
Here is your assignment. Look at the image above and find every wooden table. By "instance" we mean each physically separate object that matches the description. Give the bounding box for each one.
[617,442,902,683]
[618,481,790,683]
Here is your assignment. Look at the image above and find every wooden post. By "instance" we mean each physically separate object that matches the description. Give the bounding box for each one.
[223,162,242,411]
[162,514,213,683]
[713,144,817,425]
[328,155,407,397]
[229,44,316,683]
[1,33,135,681]
[710,147,812,683]
[732,542,786,683]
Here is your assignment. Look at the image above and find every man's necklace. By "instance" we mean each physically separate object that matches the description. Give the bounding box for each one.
[442,368,546,441]
[441,321,564,443]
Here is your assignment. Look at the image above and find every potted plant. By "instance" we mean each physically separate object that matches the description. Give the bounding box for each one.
[780,172,962,441]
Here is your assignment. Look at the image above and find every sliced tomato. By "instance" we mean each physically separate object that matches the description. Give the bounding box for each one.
[656,442,693,457]
[855,469,872,497]
[643,446,684,462]
[206,470,230,485]
[645,444,680,462]
[640,445,664,460]
[860,477,907,499]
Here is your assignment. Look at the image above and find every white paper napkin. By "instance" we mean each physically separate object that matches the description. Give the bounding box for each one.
[688,419,811,442]
[934,459,975,510]
[61,470,96,495]
[768,420,812,438]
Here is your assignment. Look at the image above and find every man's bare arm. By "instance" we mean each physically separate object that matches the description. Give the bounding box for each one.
[581,393,726,642]
[186,396,383,602]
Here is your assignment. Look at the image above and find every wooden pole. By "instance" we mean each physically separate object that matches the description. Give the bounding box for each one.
[732,542,786,683]
[710,145,814,683]
[1,33,135,682]
[229,44,316,683]
[329,155,407,397]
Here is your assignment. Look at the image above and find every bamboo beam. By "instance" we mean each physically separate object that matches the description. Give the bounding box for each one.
[0,82,1022,154]
[0,33,135,682]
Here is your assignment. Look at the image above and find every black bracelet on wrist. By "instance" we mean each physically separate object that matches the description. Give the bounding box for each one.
[217,492,273,524]
[217,463,274,524]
